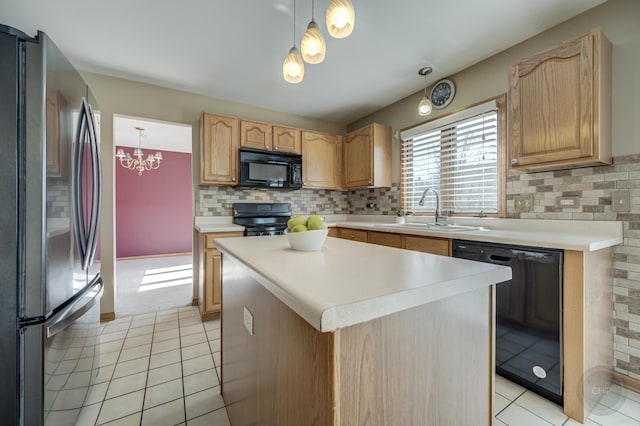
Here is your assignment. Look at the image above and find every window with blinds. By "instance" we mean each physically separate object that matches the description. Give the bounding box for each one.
[400,100,500,215]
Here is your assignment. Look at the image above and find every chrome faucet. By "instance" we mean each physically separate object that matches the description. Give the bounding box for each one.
[418,188,448,225]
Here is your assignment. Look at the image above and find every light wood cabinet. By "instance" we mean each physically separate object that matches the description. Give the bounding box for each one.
[368,231,402,248]
[508,28,612,172]
[403,235,451,256]
[241,121,301,154]
[327,227,339,238]
[46,90,68,179]
[272,125,301,154]
[337,227,368,243]
[200,113,239,185]
[199,231,244,320]
[343,123,391,189]
[301,130,342,190]
[240,120,272,151]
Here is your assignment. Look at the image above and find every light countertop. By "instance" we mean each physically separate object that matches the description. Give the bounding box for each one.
[215,236,511,332]
[194,216,244,233]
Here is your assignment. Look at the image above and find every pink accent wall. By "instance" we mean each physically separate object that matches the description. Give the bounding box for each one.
[116,147,192,258]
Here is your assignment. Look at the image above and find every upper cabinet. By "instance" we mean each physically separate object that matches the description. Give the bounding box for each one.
[301,130,342,190]
[240,120,302,154]
[200,112,239,185]
[343,123,391,189]
[508,28,612,172]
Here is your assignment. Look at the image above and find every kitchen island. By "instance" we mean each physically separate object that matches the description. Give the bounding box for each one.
[215,235,512,426]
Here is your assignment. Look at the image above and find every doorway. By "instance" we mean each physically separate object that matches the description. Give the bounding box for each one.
[113,115,193,316]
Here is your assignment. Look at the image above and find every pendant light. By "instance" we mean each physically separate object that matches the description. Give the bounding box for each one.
[283,0,305,83]
[326,0,355,39]
[301,0,326,64]
[418,66,433,116]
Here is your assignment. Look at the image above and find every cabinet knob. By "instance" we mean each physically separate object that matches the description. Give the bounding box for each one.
[232,177,236,181]
[274,147,279,150]
[511,159,518,165]
[368,180,372,185]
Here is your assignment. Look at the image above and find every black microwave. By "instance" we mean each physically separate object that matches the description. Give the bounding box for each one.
[238,148,303,189]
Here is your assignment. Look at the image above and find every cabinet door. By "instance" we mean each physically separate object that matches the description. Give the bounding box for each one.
[201,113,239,185]
[343,126,373,189]
[272,125,301,154]
[368,231,402,248]
[204,249,222,314]
[403,235,450,256]
[241,120,272,151]
[301,131,342,189]
[509,28,610,170]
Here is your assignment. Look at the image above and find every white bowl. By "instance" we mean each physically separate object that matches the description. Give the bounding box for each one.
[285,228,328,251]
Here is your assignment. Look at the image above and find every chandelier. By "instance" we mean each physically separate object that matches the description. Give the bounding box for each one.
[115,127,163,176]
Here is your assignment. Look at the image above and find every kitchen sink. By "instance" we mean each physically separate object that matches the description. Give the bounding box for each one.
[374,223,485,232]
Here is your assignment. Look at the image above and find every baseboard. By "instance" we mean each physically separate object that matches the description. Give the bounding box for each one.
[116,252,193,261]
[100,312,116,322]
[613,371,640,394]
[192,297,199,306]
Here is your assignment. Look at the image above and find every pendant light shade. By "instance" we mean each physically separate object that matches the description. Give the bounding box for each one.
[283,0,304,84]
[417,66,433,116]
[326,0,355,39]
[283,46,305,84]
[301,20,326,64]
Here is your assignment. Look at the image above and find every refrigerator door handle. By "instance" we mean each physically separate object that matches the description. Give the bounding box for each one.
[72,98,89,267]
[45,277,103,338]
[84,103,101,267]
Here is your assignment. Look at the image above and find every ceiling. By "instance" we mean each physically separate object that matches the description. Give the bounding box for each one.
[1,0,606,124]
[114,116,192,153]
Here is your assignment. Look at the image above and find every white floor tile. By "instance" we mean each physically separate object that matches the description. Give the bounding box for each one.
[132,312,157,321]
[94,364,116,385]
[209,339,220,353]
[183,370,218,396]
[599,388,640,421]
[180,332,207,348]
[514,391,567,425]
[179,316,202,327]
[564,418,602,425]
[84,382,109,406]
[99,340,124,355]
[497,403,552,425]
[45,408,80,425]
[495,375,527,401]
[106,371,147,399]
[180,323,205,337]
[130,317,156,329]
[143,378,184,409]
[187,407,230,426]
[156,308,179,317]
[183,354,214,376]
[122,334,153,349]
[76,402,102,425]
[494,393,510,416]
[588,405,640,426]
[150,349,181,370]
[102,322,130,335]
[99,351,120,367]
[151,337,181,355]
[206,329,220,340]
[185,387,225,420]
[96,389,144,424]
[213,352,220,367]
[141,398,185,426]
[612,385,640,404]
[52,387,88,410]
[202,319,220,331]
[100,330,128,343]
[181,342,211,361]
[126,324,154,338]
[493,419,508,426]
[112,357,149,379]
[100,411,142,426]
[153,327,180,342]
[118,344,152,362]
[147,362,183,387]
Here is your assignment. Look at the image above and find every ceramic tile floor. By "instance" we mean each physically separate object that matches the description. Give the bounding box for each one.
[494,374,640,425]
[76,306,229,425]
[79,305,640,425]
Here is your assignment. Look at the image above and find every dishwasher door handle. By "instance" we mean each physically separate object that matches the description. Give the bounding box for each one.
[487,254,511,265]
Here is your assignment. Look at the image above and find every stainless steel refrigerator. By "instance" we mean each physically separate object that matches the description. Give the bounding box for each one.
[0,25,103,426]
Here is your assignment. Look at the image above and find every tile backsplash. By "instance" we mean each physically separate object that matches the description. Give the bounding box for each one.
[506,154,640,380]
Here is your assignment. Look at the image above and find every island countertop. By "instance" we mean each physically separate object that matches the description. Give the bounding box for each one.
[215,235,511,332]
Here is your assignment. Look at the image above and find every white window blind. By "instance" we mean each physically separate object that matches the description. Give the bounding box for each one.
[400,100,499,215]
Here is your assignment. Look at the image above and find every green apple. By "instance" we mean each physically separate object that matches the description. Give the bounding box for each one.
[306,214,327,230]
[291,224,308,232]
[287,215,307,231]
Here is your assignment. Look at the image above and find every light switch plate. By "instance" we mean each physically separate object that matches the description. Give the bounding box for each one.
[612,191,630,212]
[514,194,534,213]
[243,306,254,335]
[556,197,580,208]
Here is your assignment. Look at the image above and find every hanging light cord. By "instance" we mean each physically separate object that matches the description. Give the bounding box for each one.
[311,0,315,21]
[293,0,296,45]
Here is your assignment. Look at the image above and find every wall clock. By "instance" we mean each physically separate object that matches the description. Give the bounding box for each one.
[430,79,456,109]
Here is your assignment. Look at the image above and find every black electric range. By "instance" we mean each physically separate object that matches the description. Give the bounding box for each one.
[233,203,292,236]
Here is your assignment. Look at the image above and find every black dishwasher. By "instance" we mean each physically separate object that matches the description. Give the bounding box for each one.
[452,239,564,405]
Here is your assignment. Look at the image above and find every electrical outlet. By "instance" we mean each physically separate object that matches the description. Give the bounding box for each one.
[612,191,630,212]
[514,194,533,213]
[323,203,332,210]
[366,203,377,209]
[224,203,233,209]
[556,197,580,208]
[243,306,254,335]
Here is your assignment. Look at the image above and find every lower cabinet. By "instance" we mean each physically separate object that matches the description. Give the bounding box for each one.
[337,227,451,256]
[199,231,244,320]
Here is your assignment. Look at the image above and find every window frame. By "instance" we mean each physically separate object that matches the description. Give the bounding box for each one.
[399,94,507,218]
